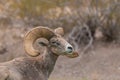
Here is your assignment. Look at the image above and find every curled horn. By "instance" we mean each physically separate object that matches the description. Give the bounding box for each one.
[24,27,55,57]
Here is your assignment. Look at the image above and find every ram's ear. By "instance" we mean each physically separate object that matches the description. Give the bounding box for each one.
[37,38,49,46]
[54,27,64,36]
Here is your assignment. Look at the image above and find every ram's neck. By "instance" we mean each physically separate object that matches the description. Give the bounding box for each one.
[36,48,58,78]
[43,49,58,77]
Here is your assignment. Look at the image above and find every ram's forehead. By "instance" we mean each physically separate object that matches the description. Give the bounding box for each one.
[52,36,66,41]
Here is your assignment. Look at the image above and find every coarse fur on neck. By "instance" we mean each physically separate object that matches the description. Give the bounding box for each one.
[33,47,59,78]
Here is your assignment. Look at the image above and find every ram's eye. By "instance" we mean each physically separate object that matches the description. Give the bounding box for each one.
[51,41,60,46]
[56,42,60,45]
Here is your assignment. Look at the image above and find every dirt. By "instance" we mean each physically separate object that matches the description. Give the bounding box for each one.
[0,26,120,80]
[50,44,120,80]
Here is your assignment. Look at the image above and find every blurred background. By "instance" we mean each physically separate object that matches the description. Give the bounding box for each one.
[0,0,120,80]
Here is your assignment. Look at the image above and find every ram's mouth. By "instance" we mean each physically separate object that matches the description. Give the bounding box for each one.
[66,51,79,58]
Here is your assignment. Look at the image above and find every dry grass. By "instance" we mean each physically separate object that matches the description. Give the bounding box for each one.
[49,77,88,80]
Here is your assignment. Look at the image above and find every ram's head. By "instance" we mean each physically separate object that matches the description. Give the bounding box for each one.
[24,27,79,58]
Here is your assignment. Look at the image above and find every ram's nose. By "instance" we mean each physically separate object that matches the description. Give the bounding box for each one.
[66,46,73,53]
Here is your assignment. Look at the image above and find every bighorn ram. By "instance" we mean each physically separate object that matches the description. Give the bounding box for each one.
[0,27,78,80]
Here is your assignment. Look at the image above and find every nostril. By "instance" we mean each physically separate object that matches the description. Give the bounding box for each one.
[66,45,73,53]
[67,46,73,51]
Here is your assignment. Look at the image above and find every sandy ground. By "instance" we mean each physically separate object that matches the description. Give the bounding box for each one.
[49,44,120,80]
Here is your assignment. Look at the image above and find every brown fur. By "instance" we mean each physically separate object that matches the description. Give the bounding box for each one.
[0,27,78,80]
[0,48,58,80]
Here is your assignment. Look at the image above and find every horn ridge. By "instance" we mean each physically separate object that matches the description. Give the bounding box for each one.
[24,26,55,57]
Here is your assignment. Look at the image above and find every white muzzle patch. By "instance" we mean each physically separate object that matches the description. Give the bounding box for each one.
[65,43,73,54]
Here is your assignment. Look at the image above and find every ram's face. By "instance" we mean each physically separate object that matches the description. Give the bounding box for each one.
[50,36,73,55]
[49,33,78,58]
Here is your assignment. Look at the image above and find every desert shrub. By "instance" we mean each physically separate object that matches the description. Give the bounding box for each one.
[67,0,120,50]
[0,0,120,44]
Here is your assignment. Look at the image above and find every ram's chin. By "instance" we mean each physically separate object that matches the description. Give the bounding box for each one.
[66,51,79,58]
